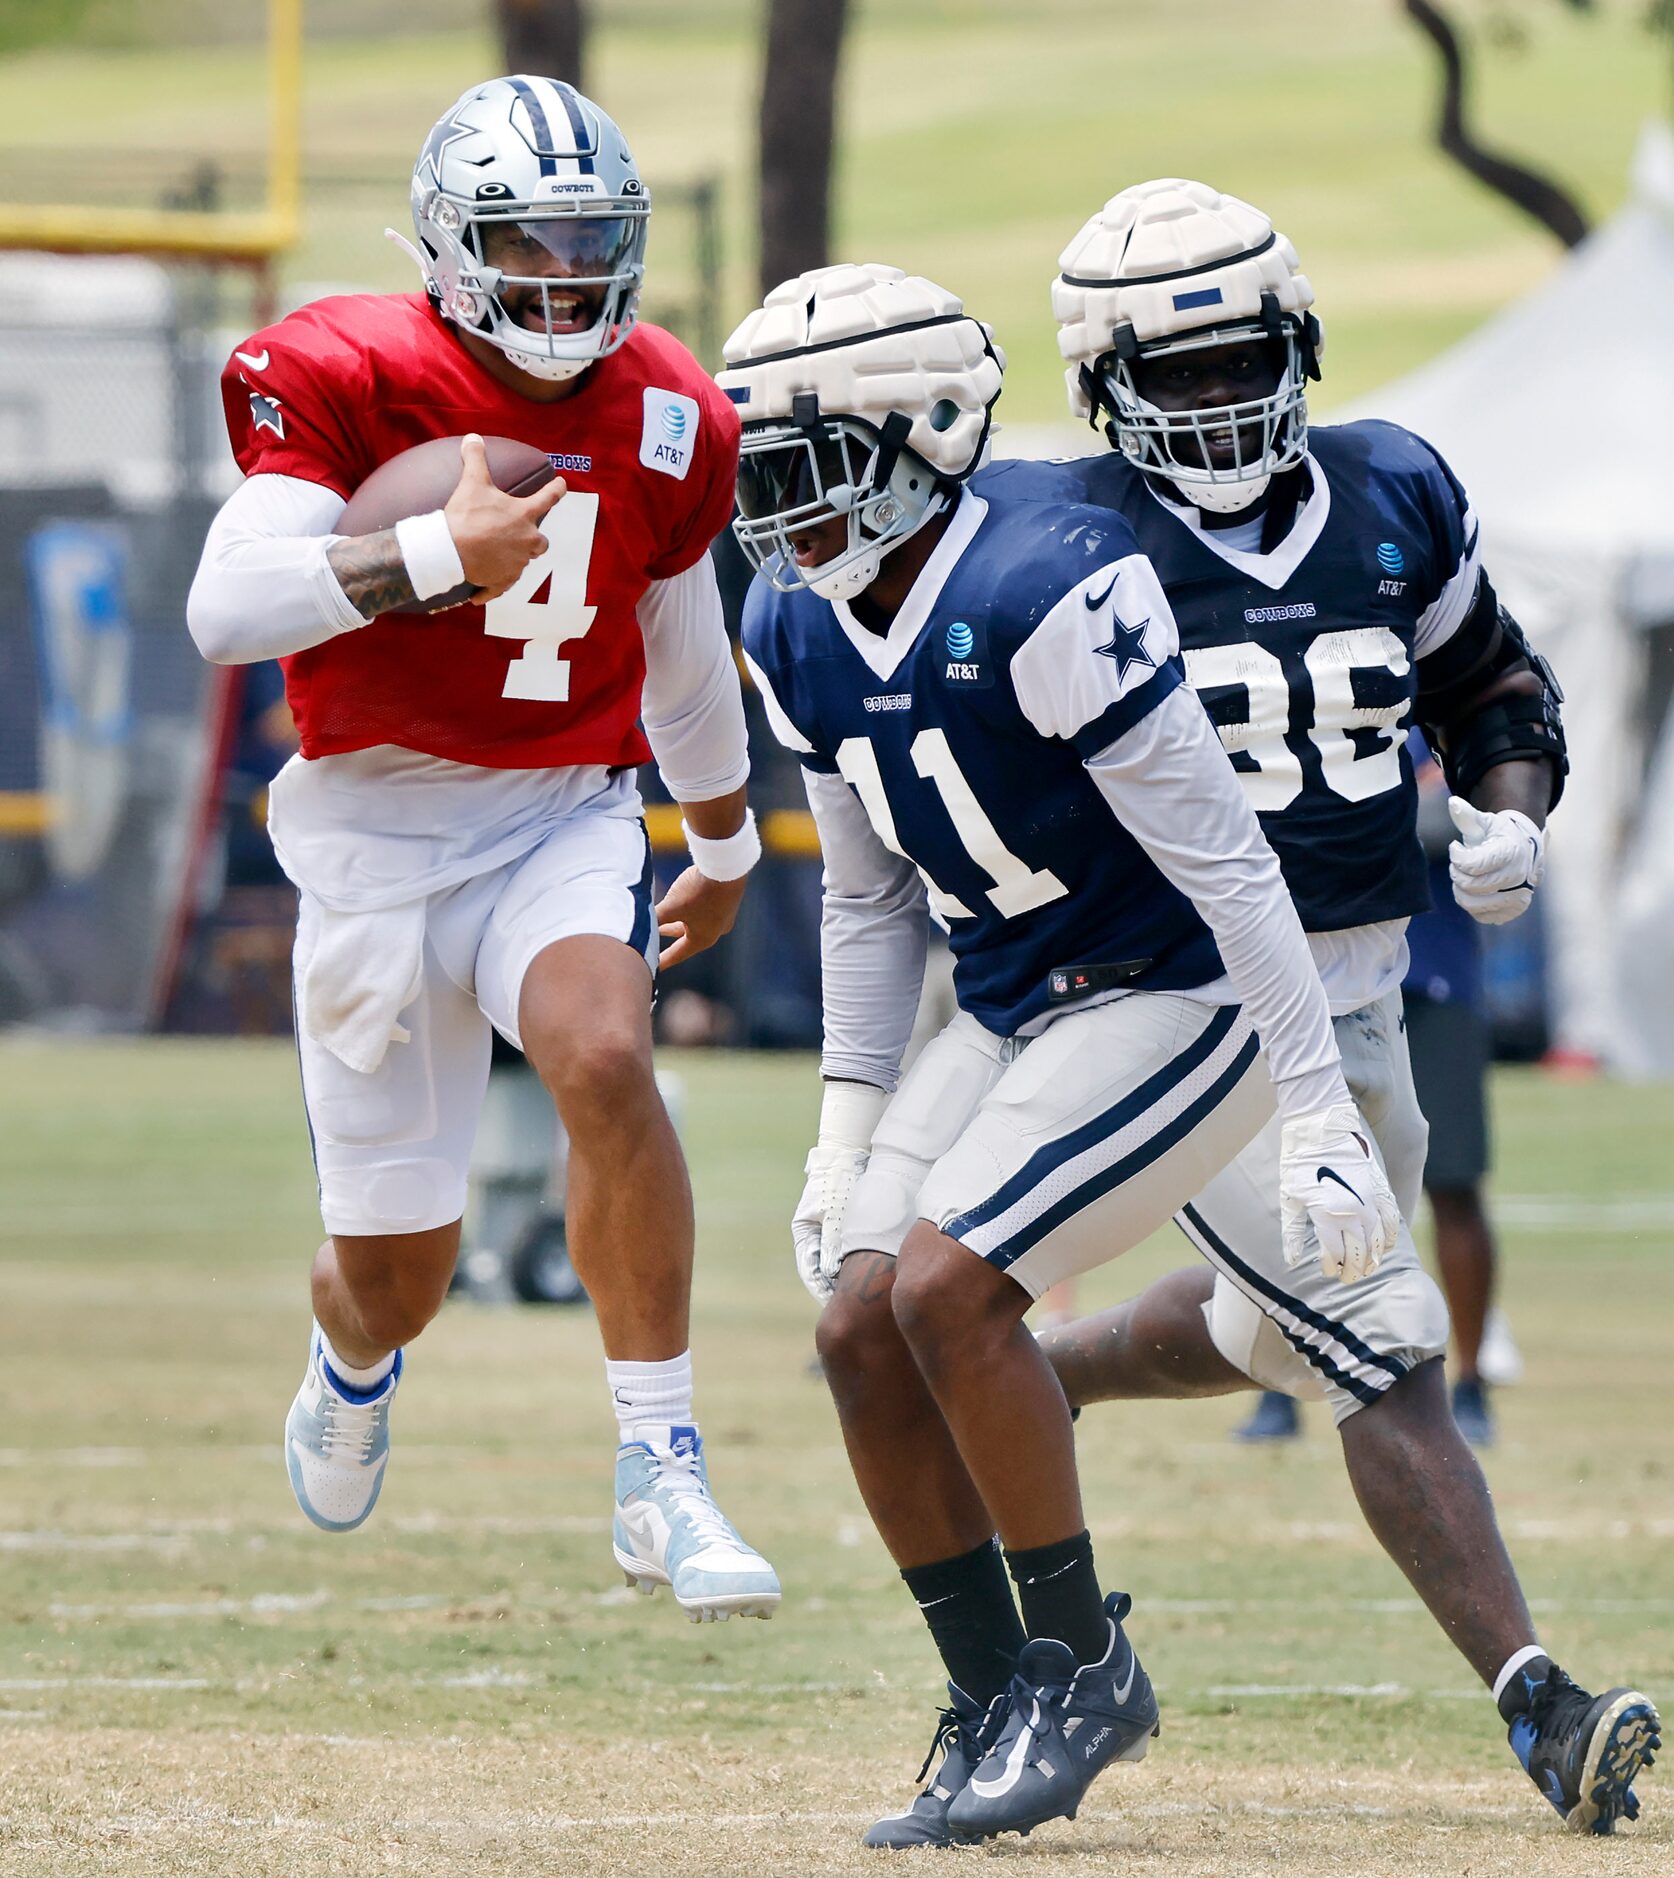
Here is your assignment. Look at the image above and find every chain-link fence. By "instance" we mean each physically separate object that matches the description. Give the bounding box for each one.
[0,241,822,1045]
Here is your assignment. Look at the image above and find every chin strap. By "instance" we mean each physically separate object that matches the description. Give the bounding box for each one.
[384,228,428,282]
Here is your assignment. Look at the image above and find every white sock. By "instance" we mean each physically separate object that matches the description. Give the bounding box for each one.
[318,1326,395,1393]
[606,1351,694,1443]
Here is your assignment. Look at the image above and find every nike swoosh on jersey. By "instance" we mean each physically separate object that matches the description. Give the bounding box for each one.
[236,349,271,371]
[1084,573,1118,612]
[969,1698,1039,1797]
[1316,1167,1363,1203]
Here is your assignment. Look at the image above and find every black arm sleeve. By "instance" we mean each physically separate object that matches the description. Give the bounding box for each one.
[1415,571,1568,811]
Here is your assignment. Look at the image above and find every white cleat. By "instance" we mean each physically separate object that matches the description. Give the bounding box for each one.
[612,1423,781,1623]
[283,1330,402,1533]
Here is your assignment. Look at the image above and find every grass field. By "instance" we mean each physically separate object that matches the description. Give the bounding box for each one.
[0,0,1663,419]
[0,1036,1670,1875]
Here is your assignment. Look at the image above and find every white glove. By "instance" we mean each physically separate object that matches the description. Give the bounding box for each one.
[1279,1104,1401,1284]
[1447,796,1545,925]
[792,1145,868,1303]
[791,1082,889,1305]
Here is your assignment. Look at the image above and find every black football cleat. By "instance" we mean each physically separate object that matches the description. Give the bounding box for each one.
[862,1682,1001,1849]
[1508,1662,1660,1834]
[946,1592,1159,1842]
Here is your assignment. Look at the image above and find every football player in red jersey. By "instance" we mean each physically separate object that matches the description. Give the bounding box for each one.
[187,76,779,1621]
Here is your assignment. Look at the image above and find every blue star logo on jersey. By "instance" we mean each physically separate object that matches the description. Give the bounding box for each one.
[1094,613,1156,684]
[249,392,285,440]
[1375,540,1405,576]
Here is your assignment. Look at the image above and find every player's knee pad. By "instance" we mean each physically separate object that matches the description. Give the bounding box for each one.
[1324,1265,1451,1426]
[318,1155,465,1239]
[1204,1278,1325,1402]
[839,1152,925,1262]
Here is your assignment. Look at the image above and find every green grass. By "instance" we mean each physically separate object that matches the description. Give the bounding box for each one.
[0,1037,1670,1875]
[0,1,1661,417]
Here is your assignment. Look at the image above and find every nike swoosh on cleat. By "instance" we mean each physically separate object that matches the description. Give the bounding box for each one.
[1112,1652,1137,1706]
[235,349,270,371]
[1316,1167,1363,1203]
[969,1701,1038,1798]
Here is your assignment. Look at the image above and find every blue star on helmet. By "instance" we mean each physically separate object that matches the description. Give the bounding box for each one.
[1094,611,1156,684]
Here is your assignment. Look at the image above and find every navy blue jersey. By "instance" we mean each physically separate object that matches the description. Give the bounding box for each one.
[978,421,1481,934]
[743,493,1224,1035]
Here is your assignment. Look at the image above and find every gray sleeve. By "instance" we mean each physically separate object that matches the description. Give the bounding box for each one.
[1084,683,1349,1119]
[803,764,929,1093]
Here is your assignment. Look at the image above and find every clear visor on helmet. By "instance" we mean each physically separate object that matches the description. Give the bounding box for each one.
[1093,319,1308,494]
[732,416,939,597]
[476,214,638,284]
[443,207,646,363]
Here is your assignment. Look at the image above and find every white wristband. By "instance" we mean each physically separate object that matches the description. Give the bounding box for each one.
[683,807,761,882]
[818,1079,889,1154]
[394,509,467,602]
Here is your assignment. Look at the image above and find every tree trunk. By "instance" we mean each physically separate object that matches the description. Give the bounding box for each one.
[496,0,588,90]
[1403,0,1589,249]
[757,0,851,297]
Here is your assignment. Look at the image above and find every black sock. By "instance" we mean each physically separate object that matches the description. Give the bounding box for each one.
[1497,1652,1555,1724]
[902,1537,1027,1708]
[1005,1529,1109,1665]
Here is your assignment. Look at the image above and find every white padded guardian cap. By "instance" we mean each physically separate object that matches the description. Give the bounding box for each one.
[718,264,1004,599]
[1053,180,1321,511]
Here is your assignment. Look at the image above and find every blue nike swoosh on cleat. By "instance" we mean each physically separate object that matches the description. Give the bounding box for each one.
[1316,1167,1362,1202]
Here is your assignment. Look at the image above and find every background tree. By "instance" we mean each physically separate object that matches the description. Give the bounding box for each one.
[757,0,851,297]
[496,0,587,89]
[1402,0,1591,246]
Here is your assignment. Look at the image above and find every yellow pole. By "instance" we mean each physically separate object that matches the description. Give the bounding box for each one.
[268,0,303,241]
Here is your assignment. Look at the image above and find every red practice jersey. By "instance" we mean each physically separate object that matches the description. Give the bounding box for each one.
[219,293,740,769]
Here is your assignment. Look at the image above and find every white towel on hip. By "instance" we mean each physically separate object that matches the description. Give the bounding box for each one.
[296,900,427,1076]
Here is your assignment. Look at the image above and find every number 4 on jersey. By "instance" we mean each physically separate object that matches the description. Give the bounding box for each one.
[483,491,600,702]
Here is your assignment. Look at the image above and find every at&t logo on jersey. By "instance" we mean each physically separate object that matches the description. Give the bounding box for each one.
[640,388,699,480]
[1375,539,1407,596]
[943,618,991,687]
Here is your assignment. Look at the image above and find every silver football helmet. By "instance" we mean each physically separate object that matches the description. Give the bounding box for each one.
[409,76,649,382]
[1054,180,1322,512]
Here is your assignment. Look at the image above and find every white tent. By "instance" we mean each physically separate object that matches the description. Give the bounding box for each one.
[1347,121,1674,1072]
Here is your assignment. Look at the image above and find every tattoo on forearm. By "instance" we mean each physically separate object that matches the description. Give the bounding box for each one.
[327,527,418,620]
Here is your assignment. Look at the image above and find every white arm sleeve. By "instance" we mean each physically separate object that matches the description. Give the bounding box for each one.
[1086,683,1349,1119]
[804,764,928,1093]
[186,473,368,664]
[637,557,751,803]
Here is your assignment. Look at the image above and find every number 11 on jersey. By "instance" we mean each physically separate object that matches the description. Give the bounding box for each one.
[484,490,601,702]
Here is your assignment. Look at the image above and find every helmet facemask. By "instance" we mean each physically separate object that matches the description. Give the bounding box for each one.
[422,195,648,382]
[1083,304,1319,514]
[733,402,947,603]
